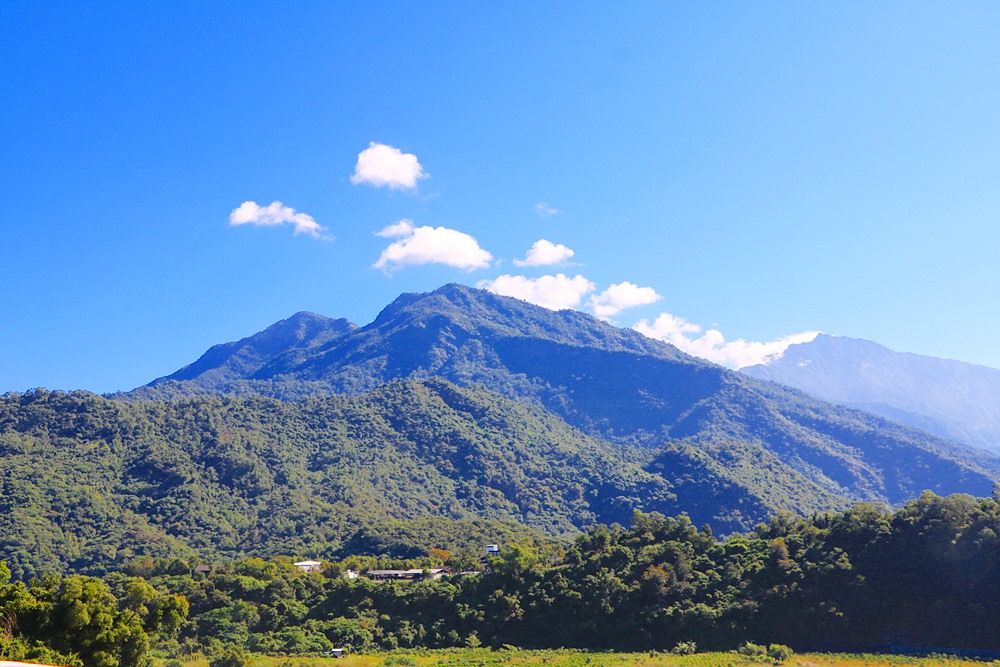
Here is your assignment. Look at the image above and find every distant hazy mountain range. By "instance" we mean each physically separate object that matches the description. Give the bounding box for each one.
[741,333,1000,453]
[4,284,999,577]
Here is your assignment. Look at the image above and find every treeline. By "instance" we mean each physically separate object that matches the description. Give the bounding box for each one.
[7,491,1000,666]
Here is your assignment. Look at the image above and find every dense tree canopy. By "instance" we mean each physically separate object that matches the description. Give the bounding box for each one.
[3,382,996,582]
[6,494,1000,666]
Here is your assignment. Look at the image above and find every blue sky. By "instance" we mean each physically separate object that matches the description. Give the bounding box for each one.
[3,2,1000,393]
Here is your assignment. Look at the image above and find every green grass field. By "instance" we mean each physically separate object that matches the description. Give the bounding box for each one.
[167,651,999,667]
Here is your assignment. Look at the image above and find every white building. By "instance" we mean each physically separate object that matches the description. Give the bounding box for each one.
[293,560,323,573]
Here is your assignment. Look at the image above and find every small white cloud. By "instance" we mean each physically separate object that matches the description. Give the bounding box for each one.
[590,281,661,319]
[477,273,596,310]
[351,142,427,190]
[228,200,328,239]
[634,312,819,369]
[513,239,575,267]
[375,219,415,238]
[373,220,492,272]
[533,202,561,218]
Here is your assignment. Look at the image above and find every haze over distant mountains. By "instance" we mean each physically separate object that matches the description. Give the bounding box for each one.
[741,333,1000,453]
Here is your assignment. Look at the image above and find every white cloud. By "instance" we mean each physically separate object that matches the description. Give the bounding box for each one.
[633,312,820,369]
[477,273,596,310]
[513,239,575,267]
[351,142,427,190]
[533,202,561,218]
[373,220,492,272]
[590,281,661,319]
[374,219,415,238]
[228,200,328,239]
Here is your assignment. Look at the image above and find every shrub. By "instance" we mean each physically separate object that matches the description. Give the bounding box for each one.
[737,642,768,657]
[767,644,794,663]
[209,647,254,667]
[671,641,698,655]
[382,657,417,667]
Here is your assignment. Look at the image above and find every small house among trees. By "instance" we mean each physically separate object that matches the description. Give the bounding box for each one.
[366,567,450,581]
[293,560,323,573]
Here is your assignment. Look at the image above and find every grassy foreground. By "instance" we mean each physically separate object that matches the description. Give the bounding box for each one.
[165,651,998,667]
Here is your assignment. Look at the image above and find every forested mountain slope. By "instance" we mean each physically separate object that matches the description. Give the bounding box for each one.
[162,310,358,389]
[7,285,996,579]
[129,284,1000,523]
[136,283,688,400]
[7,375,997,581]
[0,381,674,580]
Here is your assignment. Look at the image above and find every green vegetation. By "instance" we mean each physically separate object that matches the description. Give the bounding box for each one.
[124,283,1000,532]
[0,383,673,579]
[7,494,1000,666]
[7,288,1000,665]
[209,653,999,667]
[4,373,998,580]
[0,566,185,667]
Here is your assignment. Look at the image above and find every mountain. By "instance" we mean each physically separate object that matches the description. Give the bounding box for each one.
[0,381,673,580]
[740,333,1000,453]
[126,285,1000,528]
[157,310,358,390]
[136,283,686,400]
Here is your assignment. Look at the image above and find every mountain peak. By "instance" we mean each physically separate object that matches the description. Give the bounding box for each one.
[148,311,357,387]
[741,333,1000,452]
[135,282,697,403]
[369,283,684,357]
[128,285,1000,530]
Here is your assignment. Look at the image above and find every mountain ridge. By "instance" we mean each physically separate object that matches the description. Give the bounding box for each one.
[741,333,1000,452]
[6,284,1000,576]
[283,283,690,391]
[124,284,1000,524]
[161,310,357,385]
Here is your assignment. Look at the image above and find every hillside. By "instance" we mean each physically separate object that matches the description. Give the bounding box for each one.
[0,381,678,580]
[135,283,688,400]
[6,285,995,580]
[741,333,1000,452]
[7,377,997,583]
[163,310,359,388]
[121,285,1000,530]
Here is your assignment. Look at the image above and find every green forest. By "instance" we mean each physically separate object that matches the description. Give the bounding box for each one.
[0,384,676,580]
[5,289,1000,667]
[127,284,1000,532]
[2,383,996,582]
[5,493,1000,667]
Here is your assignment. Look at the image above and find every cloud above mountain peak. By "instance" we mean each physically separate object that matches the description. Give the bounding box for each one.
[591,282,661,319]
[634,312,819,369]
[229,201,329,239]
[514,239,575,267]
[478,273,595,310]
[374,220,492,272]
[351,142,427,190]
